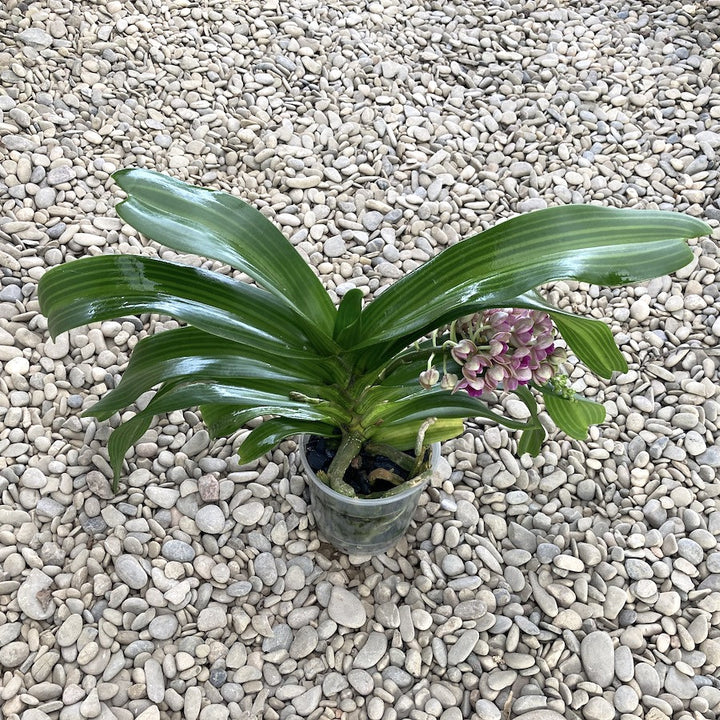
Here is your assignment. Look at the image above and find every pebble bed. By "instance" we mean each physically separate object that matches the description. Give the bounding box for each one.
[1,1,719,720]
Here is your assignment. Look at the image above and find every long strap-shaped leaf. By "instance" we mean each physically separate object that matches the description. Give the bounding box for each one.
[362,387,537,434]
[131,380,351,426]
[107,380,351,484]
[113,168,336,336]
[356,207,708,349]
[38,255,322,358]
[237,418,338,464]
[88,326,340,420]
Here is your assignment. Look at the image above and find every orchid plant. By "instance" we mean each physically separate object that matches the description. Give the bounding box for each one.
[37,169,708,497]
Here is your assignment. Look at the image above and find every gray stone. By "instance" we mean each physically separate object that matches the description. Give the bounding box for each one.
[292,686,322,717]
[582,697,615,720]
[347,668,374,695]
[353,631,388,669]
[614,685,639,713]
[197,605,226,632]
[34,187,57,209]
[328,587,366,628]
[614,645,634,682]
[664,667,698,699]
[17,569,55,620]
[634,662,661,695]
[114,555,148,589]
[46,166,76,185]
[195,505,225,534]
[289,625,318,659]
[145,486,180,509]
[144,658,165,703]
[161,540,195,562]
[0,641,30,667]
[232,502,265,526]
[580,631,614,687]
[148,614,178,640]
[324,236,346,257]
[447,629,479,665]
[254,552,278,586]
[17,28,53,48]
[57,614,83,647]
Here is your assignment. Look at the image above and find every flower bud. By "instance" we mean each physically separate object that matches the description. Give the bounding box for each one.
[441,373,458,391]
[419,368,440,389]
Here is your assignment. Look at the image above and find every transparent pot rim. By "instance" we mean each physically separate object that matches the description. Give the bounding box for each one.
[297,434,441,507]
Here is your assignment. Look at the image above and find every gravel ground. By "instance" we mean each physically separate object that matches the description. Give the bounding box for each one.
[1,1,720,719]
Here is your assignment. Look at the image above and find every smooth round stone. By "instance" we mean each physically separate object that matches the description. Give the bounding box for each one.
[197,605,227,632]
[148,614,178,640]
[536,543,560,563]
[21,467,47,489]
[614,645,634,682]
[634,663,661,695]
[583,696,615,720]
[654,591,681,615]
[232,502,265,526]
[441,554,465,576]
[353,632,388,669]
[475,700,502,720]
[291,686,322,716]
[455,500,479,528]
[677,538,703,565]
[195,505,225,534]
[553,554,584,572]
[614,685,639,713]
[17,569,55,620]
[328,587,366,629]
[114,555,148,590]
[145,486,180,509]
[253,552,278,586]
[0,641,30,667]
[35,187,57,209]
[664,667,698,699]
[57,614,83,647]
[580,631,614,687]
[289,626,318,659]
[347,668,374,695]
[161,540,195,562]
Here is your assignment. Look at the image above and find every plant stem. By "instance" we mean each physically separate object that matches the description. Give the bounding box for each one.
[325,429,364,490]
[363,442,415,471]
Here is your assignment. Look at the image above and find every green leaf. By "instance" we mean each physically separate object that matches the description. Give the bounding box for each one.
[135,380,350,425]
[514,290,627,378]
[540,389,606,440]
[369,418,465,450]
[38,255,321,358]
[107,378,349,483]
[113,168,336,335]
[362,388,536,434]
[108,413,155,490]
[237,418,338,464]
[513,385,546,456]
[355,206,708,353]
[199,404,261,439]
[333,288,363,346]
[88,326,338,421]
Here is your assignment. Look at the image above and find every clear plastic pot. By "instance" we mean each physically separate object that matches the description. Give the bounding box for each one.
[298,436,441,555]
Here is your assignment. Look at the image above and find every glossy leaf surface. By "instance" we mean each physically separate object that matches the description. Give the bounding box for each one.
[356,207,708,353]
[237,418,337,464]
[88,326,337,421]
[113,168,336,335]
[38,255,318,357]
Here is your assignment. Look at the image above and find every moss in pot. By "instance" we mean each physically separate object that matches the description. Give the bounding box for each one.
[37,169,709,554]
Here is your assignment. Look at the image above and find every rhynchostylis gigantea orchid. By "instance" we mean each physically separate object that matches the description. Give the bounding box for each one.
[37,169,709,495]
